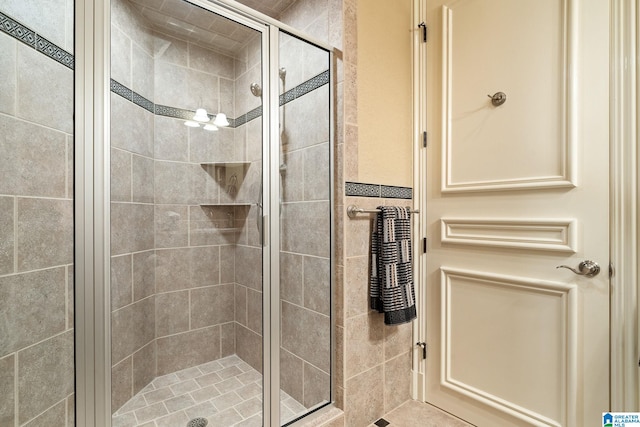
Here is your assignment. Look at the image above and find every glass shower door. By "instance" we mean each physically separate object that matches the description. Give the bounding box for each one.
[277,31,332,425]
[109,1,266,425]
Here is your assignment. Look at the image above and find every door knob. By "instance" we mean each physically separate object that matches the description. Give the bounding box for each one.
[556,260,600,277]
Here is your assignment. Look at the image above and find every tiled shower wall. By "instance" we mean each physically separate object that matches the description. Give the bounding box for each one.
[109,0,264,412]
[0,2,75,426]
[110,0,338,418]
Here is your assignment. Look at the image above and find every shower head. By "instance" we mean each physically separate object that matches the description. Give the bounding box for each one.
[250,83,262,97]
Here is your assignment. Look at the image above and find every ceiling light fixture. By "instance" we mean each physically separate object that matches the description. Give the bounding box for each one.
[184,108,228,131]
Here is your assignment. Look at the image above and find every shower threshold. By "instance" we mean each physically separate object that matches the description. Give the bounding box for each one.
[112,354,309,427]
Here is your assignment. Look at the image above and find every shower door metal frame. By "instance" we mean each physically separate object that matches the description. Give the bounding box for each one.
[75,0,335,426]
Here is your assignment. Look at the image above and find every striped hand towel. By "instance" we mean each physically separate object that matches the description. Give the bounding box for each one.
[370,206,417,325]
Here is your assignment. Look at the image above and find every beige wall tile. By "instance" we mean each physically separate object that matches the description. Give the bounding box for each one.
[18,331,74,424]
[155,291,189,337]
[111,356,132,414]
[281,302,330,373]
[236,323,262,373]
[345,197,377,257]
[0,268,66,356]
[221,322,236,357]
[111,254,133,311]
[0,33,16,116]
[281,149,304,203]
[0,115,68,198]
[66,394,74,427]
[284,88,330,152]
[17,46,73,133]
[281,201,330,258]
[132,154,154,204]
[189,126,235,164]
[280,251,303,305]
[155,205,189,249]
[345,365,383,427]
[304,143,331,201]
[303,256,331,315]
[0,197,14,276]
[156,326,221,375]
[110,148,132,202]
[110,202,154,256]
[0,354,15,426]
[155,248,191,293]
[335,325,344,389]
[235,284,248,326]
[384,321,412,361]
[303,362,330,408]
[23,399,66,427]
[221,245,236,284]
[111,24,132,88]
[235,245,262,291]
[246,288,262,334]
[111,297,155,364]
[110,94,154,158]
[383,352,411,413]
[133,250,156,301]
[17,198,72,271]
[133,341,157,395]
[153,161,200,205]
[345,312,383,379]
[280,348,303,404]
[132,43,154,101]
[191,284,235,329]
[335,264,344,327]
[344,255,369,319]
[153,116,188,162]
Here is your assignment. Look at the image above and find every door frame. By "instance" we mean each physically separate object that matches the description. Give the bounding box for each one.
[411,0,640,412]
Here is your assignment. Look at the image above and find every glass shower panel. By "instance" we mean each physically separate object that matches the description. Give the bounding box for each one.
[278,31,332,425]
[0,1,76,425]
[109,1,264,425]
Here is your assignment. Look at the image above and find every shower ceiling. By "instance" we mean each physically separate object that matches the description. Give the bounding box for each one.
[127,0,298,56]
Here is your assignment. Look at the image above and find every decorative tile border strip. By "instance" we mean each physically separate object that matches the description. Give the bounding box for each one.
[111,69,327,128]
[345,181,413,200]
[280,70,330,106]
[0,11,74,69]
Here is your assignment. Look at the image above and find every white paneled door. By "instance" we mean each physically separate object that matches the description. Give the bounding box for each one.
[423,0,609,426]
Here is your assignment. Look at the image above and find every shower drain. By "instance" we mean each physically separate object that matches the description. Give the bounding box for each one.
[187,418,208,427]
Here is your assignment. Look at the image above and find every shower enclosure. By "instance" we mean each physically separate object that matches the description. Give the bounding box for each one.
[107,0,333,426]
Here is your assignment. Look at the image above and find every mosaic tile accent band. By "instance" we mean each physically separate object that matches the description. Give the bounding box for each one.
[111,70,327,128]
[0,11,74,69]
[345,181,413,199]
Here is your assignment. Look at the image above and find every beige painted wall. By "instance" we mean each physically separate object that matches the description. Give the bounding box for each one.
[357,0,413,187]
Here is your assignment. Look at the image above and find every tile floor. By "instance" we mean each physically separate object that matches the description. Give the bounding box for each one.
[112,354,310,427]
[369,400,473,427]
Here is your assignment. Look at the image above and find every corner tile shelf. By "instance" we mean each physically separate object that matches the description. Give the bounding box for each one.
[198,203,252,207]
[200,161,250,167]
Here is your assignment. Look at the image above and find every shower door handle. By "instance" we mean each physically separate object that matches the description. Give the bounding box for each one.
[262,214,268,247]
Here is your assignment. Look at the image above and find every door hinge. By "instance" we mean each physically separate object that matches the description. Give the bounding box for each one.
[416,342,427,359]
[422,131,428,147]
[418,22,427,42]
[422,237,427,253]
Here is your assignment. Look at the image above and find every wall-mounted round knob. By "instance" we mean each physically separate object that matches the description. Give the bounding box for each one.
[487,92,507,107]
